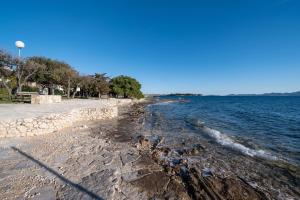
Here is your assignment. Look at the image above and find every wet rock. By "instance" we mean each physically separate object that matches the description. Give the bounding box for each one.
[159,147,171,156]
[150,135,163,149]
[175,149,187,156]
[202,168,214,177]
[137,136,151,150]
[171,158,183,166]
[188,144,205,155]
[177,166,268,200]
[151,147,171,163]
[175,144,206,156]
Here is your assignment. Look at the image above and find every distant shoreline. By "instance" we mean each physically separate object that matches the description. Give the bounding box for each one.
[148,91,300,97]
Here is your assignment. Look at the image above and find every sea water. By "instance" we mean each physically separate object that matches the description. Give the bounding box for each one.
[147,96,300,166]
[143,95,300,198]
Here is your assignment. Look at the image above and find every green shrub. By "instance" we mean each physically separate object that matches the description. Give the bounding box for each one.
[54,89,64,95]
[0,88,11,102]
[22,86,39,92]
[0,88,9,95]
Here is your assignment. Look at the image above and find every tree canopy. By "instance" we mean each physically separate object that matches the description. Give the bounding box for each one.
[0,50,45,97]
[0,49,144,100]
[110,75,144,99]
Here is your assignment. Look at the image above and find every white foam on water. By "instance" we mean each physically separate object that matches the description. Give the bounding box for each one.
[200,125,278,160]
[151,100,177,106]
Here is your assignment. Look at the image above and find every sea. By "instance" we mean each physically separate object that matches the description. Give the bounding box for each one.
[142,95,300,198]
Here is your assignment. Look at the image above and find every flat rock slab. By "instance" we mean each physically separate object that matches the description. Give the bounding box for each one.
[0,120,147,200]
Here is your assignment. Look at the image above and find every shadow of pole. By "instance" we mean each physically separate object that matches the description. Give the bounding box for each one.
[11,146,103,200]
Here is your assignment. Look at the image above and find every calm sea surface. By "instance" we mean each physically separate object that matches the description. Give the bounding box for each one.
[148,96,300,166]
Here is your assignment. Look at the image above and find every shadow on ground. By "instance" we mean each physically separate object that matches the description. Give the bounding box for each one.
[11,146,103,200]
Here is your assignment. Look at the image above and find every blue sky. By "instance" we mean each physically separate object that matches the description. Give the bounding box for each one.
[0,0,299,95]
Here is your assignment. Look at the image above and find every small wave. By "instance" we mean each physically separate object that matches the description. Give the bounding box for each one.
[152,100,177,106]
[194,120,278,160]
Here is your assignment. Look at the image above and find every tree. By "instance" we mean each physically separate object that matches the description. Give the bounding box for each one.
[71,74,82,98]
[110,75,144,99]
[0,50,44,96]
[60,67,78,98]
[78,75,94,98]
[75,74,110,99]
[0,50,16,98]
[93,73,110,98]
[1,49,144,101]
[29,57,78,96]
[15,59,45,92]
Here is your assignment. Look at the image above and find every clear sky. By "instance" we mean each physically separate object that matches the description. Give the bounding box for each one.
[0,0,299,95]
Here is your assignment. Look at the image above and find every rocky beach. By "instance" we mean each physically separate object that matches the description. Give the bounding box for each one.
[2,99,297,199]
[1,0,300,199]
[0,100,152,199]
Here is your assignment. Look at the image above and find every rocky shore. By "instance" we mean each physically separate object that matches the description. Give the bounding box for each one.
[0,100,191,199]
[137,99,300,200]
[0,101,148,199]
[0,100,297,199]
[132,103,268,200]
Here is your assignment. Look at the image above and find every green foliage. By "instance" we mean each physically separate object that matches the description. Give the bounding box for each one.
[22,86,39,92]
[0,49,16,71]
[1,49,144,100]
[1,50,46,92]
[0,88,8,96]
[0,88,11,102]
[77,74,110,98]
[110,75,144,99]
[28,57,76,86]
[93,73,110,97]
[54,89,64,95]
[28,57,79,97]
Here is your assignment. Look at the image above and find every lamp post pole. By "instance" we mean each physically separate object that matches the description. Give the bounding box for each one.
[15,41,25,93]
[15,41,25,58]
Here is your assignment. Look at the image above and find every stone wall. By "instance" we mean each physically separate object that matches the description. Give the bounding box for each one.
[0,99,133,138]
[31,95,62,104]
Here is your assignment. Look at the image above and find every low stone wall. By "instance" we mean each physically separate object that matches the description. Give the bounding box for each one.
[31,95,62,104]
[0,99,133,138]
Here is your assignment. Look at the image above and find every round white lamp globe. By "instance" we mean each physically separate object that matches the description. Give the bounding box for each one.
[15,41,25,49]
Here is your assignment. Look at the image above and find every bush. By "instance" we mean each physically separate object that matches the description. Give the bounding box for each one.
[54,89,64,95]
[0,88,8,95]
[22,86,39,92]
[0,88,10,102]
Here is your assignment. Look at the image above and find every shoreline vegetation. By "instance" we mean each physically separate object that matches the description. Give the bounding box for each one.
[0,49,144,103]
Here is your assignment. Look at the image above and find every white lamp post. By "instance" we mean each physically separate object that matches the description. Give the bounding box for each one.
[15,41,25,58]
[15,40,25,93]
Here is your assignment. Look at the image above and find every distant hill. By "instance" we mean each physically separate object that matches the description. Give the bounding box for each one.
[165,93,203,97]
[146,91,300,97]
[227,91,300,96]
[146,93,203,97]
